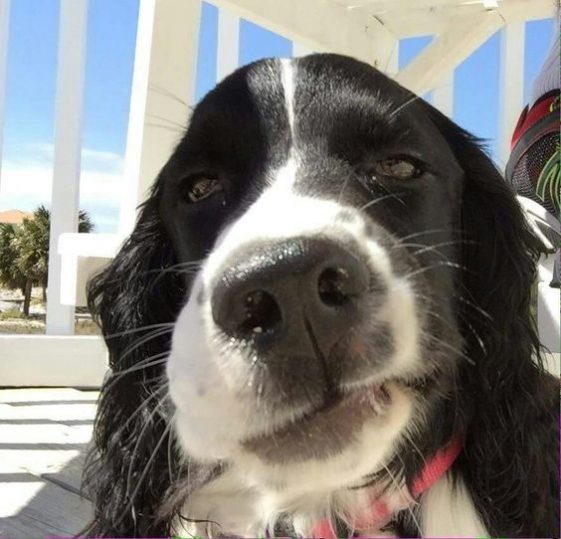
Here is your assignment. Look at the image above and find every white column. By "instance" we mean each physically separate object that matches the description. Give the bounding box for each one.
[378,36,399,79]
[433,72,454,118]
[498,22,525,169]
[0,0,10,191]
[395,11,503,95]
[119,0,202,236]
[292,42,314,57]
[46,0,88,335]
[216,8,239,82]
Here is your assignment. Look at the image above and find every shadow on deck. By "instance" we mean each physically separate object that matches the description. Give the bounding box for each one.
[0,388,98,538]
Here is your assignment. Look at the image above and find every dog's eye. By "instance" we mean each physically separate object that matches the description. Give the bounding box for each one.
[375,158,421,180]
[185,176,224,203]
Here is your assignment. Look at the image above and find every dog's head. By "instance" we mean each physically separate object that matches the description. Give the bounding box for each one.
[165,55,464,476]
[85,55,549,536]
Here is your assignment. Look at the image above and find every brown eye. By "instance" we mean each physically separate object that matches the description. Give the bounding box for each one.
[375,158,421,180]
[185,176,224,203]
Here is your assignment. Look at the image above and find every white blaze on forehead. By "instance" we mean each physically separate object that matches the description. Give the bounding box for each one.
[280,58,295,134]
[267,156,298,192]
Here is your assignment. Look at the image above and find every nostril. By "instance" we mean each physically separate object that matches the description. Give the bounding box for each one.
[318,267,352,307]
[239,290,282,336]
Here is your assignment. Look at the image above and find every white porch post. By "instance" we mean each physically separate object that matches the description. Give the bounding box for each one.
[216,8,239,82]
[46,0,88,335]
[498,22,525,168]
[433,72,454,118]
[395,12,503,95]
[119,0,202,236]
[0,0,10,190]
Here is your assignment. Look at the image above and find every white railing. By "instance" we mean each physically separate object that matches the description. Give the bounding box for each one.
[0,0,557,386]
[46,0,88,335]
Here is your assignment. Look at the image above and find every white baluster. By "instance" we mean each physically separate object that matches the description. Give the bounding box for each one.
[46,0,89,335]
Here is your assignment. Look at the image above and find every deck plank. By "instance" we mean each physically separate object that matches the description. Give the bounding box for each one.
[0,389,98,538]
[0,478,92,538]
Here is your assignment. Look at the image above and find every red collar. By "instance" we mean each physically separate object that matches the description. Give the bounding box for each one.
[313,436,463,538]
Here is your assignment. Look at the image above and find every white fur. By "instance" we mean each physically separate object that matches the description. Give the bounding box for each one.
[176,470,491,537]
[420,473,490,537]
[281,58,295,133]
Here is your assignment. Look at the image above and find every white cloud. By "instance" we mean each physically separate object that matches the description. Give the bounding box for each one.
[0,147,126,232]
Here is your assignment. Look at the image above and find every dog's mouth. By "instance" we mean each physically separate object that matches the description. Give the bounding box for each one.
[241,383,392,464]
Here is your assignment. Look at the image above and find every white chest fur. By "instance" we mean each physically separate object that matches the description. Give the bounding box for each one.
[174,470,489,538]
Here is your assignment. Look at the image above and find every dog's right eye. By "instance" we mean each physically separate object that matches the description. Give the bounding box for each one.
[183,176,224,204]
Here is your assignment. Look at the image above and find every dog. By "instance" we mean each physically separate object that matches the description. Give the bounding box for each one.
[83,54,559,538]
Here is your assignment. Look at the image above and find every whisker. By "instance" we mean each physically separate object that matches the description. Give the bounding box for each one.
[141,260,203,279]
[462,318,488,356]
[398,239,476,256]
[371,178,408,207]
[454,293,493,322]
[167,411,178,488]
[147,123,186,134]
[136,372,169,387]
[103,323,175,341]
[120,327,174,362]
[338,175,354,203]
[125,392,169,499]
[105,353,170,390]
[125,418,173,520]
[381,463,422,533]
[144,260,203,292]
[150,84,193,111]
[146,113,187,130]
[359,192,405,211]
[109,384,168,442]
[389,94,423,120]
[401,430,428,470]
[399,229,464,242]
[420,332,475,366]
[403,261,469,280]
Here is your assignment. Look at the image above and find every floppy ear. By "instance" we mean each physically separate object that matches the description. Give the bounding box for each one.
[82,183,186,537]
[428,108,559,536]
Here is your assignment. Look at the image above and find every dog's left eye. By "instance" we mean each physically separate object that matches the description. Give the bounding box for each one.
[375,158,421,180]
[184,176,224,203]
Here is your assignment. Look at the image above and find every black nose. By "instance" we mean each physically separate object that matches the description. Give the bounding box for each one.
[211,237,370,357]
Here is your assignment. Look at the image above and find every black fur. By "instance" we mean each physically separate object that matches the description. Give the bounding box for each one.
[82,54,559,537]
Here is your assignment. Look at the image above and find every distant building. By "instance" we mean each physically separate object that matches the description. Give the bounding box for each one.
[0,209,33,225]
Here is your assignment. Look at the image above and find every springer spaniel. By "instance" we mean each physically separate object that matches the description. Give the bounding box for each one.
[83,54,559,538]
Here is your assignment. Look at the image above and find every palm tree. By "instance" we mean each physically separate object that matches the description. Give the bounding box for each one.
[0,223,26,294]
[6,206,94,316]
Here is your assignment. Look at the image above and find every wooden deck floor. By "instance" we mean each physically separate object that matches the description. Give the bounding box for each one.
[0,388,98,538]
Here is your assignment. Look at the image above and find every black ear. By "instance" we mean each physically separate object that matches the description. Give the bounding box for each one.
[82,183,185,537]
[428,108,559,536]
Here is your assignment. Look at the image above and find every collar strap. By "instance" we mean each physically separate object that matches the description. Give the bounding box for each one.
[313,435,463,538]
[411,434,463,497]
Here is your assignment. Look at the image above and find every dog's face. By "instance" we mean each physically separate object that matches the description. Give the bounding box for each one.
[164,55,465,492]
[86,53,557,538]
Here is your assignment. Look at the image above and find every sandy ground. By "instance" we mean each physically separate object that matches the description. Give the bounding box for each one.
[0,287,100,335]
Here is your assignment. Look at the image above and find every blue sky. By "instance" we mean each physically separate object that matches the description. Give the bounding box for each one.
[0,0,554,232]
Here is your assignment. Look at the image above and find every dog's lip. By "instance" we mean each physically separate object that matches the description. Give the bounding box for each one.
[241,383,391,458]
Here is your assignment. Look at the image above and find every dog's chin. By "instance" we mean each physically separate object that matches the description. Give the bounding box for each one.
[233,381,414,496]
[172,372,415,490]
[241,383,392,464]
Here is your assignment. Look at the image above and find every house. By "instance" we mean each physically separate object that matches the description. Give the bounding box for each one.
[0,209,33,225]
